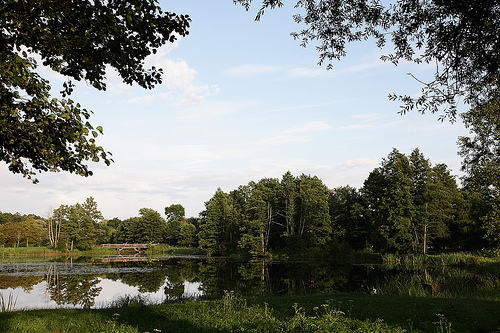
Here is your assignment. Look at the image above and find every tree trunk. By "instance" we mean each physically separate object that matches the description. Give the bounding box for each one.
[423,202,429,255]
[423,224,428,255]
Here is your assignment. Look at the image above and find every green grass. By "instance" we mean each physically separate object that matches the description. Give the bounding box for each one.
[0,246,62,257]
[146,245,207,256]
[0,293,499,332]
[381,252,500,268]
[0,293,17,313]
[0,245,207,258]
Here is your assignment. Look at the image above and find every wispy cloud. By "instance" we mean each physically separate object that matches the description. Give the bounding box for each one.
[287,67,327,78]
[259,134,309,146]
[177,99,253,121]
[259,121,332,146]
[337,113,407,130]
[284,121,333,134]
[123,43,219,105]
[224,64,283,77]
[340,57,391,74]
[288,53,391,78]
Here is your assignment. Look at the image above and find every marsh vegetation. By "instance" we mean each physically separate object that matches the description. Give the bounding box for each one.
[0,253,499,332]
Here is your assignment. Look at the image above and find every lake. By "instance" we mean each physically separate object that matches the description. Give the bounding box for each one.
[1,254,500,310]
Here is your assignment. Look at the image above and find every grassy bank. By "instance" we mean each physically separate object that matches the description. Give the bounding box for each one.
[0,246,65,257]
[0,245,206,259]
[1,293,499,332]
[381,252,500,267]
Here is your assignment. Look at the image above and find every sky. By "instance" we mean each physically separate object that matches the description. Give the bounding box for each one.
[0,1,471,220]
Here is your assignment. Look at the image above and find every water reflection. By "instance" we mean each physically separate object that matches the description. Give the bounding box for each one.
[45,263,102,308]
[1,255,499,310]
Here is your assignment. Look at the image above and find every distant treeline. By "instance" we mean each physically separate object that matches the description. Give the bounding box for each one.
[1,148,499,256]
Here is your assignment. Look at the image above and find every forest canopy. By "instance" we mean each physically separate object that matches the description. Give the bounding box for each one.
[235,0,499,121]
[0,0,190,181]
[1,148,498,256]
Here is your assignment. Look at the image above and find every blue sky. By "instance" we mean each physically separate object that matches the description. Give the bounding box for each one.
[0,1,470,219]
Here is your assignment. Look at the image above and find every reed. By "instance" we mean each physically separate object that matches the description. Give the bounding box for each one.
[381,252,490,267]
[0,292,17,312]
[1,293,500,332]
[0,246,60,257]
[107,294,151,308]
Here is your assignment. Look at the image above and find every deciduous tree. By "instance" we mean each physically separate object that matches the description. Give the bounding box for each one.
[459,85,500,247]
[1,0,190,181]
[235,0,499,120]
[363,148,461,253]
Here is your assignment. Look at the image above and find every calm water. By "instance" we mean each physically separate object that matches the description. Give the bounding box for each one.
[1,254,499,310]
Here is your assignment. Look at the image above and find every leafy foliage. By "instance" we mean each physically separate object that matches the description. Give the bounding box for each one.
[235,0,499,120]
[115,208,166,244]
[0,0,190,181]
[51,197,104,250]
[363,148,461,253]
[198,173,333,256]
[459,83,500,247]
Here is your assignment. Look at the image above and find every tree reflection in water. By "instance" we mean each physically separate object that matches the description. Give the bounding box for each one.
[1,256,500,310]
[45,263,102,308]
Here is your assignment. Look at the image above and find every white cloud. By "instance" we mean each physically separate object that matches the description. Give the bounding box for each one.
[288,53,391,79]
[284,121,333,134]
[224,64,283,77]
[338,119,407,130]
[340,58,390,74]
[337,113,406,130]
[161,145,220,167]
[259,134,309,146]
[350,113,388,122]
[287,67,327,78]
[269,101,343,113]
[95,41,219,106]
[258,121,332,146]
[178,99,253,121]
[127,92,174,104]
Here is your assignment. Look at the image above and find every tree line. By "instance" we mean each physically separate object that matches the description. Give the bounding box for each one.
[1,147,498,256]
[196,148,496,256]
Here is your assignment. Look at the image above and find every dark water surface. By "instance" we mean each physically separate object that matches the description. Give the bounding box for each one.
[1,254,499,310]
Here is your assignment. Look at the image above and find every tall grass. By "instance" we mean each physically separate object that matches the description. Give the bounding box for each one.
[0,292,17,312]
[381,252,491,267]
[0,246,60,257]
[2,293,500,332]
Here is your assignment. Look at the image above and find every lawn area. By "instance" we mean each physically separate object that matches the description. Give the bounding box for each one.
[0,293,499,332]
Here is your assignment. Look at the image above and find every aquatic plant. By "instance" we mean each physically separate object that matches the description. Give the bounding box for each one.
[381,252,489,267]
[0,292,17,312]
[108,294,151,308]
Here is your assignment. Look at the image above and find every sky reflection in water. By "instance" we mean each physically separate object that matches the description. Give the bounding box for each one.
[5,278,201,310]
[2,255,500,311]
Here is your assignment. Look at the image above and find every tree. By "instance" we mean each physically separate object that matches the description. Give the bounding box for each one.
[278,171,297,239]
[136,208,166,243]
[459,87,500,195]
[0,0,190,181]
[418,163,461,254]
[198,188,234,255]
[294,174,332,251]
[115,217,142,244]
[47,205,65,249]
[19,216,43,247]
[329,186,369,251]
[363,148,461,253]
[50,197,104,250]
[239,178,280,255]
[164,204,186,243]
[165,204,186,222]
[1,221,21,247]
[235,0,499,120]
[178,222,197,247]
[458,85,500,247]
